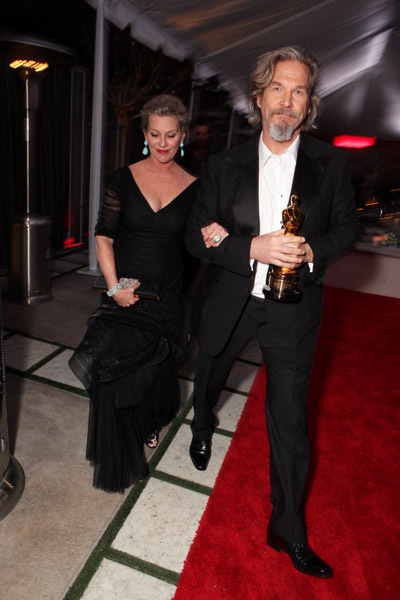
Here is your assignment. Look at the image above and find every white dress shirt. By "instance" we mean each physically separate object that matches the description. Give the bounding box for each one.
[252,134,300,298]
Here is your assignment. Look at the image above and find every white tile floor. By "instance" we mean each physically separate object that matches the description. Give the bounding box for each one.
[225,360,260,393]
[1,252,262,600]
[73,360,253,599]
[33,348,85,389]
[112,477,209,572]
[157,424,232,487]
[4,334,59,371]
[178,378,194,406]
[60,254,93,265]
[186,389,247,432]
[81,560,177,600]
[2,347,258,600]
[51,258,84,274]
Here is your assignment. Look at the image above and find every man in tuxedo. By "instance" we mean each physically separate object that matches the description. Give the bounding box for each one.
[184,46,358,578]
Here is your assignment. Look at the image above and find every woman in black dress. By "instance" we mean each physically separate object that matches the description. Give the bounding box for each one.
[70,95,198,492]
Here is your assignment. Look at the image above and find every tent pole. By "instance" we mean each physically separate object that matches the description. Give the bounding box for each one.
[188,79,196,126]
[226,108,235,149]
[87,0,105,273]
[187,78,202,144]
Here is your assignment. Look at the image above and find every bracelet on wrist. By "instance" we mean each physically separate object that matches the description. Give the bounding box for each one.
[107,283,123,297]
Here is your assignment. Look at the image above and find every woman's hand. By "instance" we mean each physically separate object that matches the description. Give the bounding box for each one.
[201,222,229,248]
[112,281,141,307]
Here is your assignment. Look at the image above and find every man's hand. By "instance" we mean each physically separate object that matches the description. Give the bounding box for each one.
[302,242,314,263]
[250,229,313,268]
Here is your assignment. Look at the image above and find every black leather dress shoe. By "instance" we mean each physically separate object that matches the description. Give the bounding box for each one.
[189,438,211,471]
[267,530,333,578]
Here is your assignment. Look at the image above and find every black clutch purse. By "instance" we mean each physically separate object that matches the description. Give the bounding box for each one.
[92,276,164,301]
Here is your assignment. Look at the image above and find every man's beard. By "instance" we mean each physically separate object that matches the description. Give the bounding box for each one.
[268,109,300,142]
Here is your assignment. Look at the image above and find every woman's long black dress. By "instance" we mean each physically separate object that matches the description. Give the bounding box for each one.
[70,167,198,492]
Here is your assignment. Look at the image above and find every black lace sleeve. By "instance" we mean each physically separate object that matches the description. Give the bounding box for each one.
[94,169,124,239]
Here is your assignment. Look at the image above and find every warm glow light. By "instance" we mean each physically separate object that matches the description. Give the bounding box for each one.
[63,238,85,249]
[381,213,398,219]
[35,63,49,72]
[9,59,49,72]
[333,135,376,149]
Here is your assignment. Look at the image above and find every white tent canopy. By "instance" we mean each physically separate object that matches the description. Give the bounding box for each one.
[84,0,400,271]
[87,0,400,138]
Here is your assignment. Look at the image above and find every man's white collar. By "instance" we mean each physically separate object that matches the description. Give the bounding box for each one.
[259,134,300,167]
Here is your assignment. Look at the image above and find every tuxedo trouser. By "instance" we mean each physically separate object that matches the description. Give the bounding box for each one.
[192,292,322,542]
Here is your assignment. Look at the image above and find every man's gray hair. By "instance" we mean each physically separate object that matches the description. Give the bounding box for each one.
[249,46,321,131]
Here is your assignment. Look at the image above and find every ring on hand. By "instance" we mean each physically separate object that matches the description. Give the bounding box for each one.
[214,235,221,242]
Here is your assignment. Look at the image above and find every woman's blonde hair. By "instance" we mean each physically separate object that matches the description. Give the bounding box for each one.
[140,94,189,132]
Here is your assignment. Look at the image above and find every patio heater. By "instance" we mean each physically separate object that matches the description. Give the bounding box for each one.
[2,34,76,304]
[8,56,53,304]
[0,285,25,521]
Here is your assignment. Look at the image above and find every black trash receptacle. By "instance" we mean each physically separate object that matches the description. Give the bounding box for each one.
[10,215,53,305]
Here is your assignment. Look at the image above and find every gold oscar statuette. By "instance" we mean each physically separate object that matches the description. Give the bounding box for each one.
[263,194,304,302]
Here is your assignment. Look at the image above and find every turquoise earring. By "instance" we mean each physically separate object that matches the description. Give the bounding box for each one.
[142,140,149,155]
[180,142,184,157]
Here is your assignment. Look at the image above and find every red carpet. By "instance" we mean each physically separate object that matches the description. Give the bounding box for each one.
[174,287,400,599]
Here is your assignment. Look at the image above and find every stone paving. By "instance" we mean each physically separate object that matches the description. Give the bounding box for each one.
[0,251,261,600]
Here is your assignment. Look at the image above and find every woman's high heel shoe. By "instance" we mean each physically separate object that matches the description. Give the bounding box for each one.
[144,431,159,449]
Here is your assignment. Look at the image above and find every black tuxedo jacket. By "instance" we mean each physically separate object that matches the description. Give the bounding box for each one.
[185,133,358,356]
